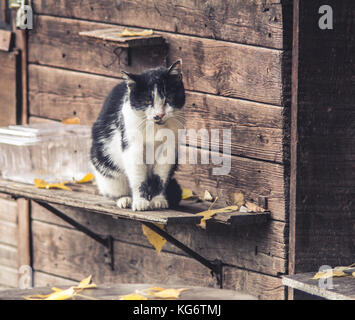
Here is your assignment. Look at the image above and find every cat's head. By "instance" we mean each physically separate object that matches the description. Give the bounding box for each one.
[122,60,185,125]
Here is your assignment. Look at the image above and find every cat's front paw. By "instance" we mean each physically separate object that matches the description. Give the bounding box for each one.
[132,198,151,211]
[150,195,169,210]
[116,196,132,209]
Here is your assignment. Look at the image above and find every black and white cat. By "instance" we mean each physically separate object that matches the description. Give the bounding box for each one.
[90,60,185,211]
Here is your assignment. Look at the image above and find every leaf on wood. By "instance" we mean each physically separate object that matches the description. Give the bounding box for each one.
[245,201,265,213]
[119,293,148,300]
[118,28,154,37]
[142,223,166,254]
[148,288,188,299]
[232,192,245,207]
[25,275,96,300]
[197,205,240,229]
[312,266,353,280]
[181,188,195,200]
[203,190,214,202]
[61,116,80,124]
[75,173,94,184]
[34,179,72,191]
[239,205,248,212]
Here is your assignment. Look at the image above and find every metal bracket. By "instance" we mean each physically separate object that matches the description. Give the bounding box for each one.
[141,221,224,288]
[34,201,114,271]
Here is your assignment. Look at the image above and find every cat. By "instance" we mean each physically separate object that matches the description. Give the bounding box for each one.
[90,60,185,211]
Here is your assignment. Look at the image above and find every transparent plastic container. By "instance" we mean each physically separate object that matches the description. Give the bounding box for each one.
[0,123,92,184]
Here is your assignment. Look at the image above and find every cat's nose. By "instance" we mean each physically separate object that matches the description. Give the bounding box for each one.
[154,113,165,121]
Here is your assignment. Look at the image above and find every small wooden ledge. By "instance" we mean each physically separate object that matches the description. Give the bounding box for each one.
[79,28,165,48]
[0,178,270,226]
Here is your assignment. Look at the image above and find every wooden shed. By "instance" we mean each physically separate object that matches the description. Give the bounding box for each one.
[0,0,353,300]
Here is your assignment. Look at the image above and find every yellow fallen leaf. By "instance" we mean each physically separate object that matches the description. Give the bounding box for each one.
[120,293,148,300]
[203,190,214,202]
[245,201,265,213]
[144,287,166,295]
[25,275,96,300]
[142,223,166,254]
[150,288,188,299]
[312,266,352,279]
[62,116,80,124]
[118,28,153,37]
[232,192,245,207]
[34,179,72,191]
[181,188,195,200]
[197,205,240,229]
[75,173,94,184]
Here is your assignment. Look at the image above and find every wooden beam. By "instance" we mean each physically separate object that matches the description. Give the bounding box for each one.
[0,30,12,51]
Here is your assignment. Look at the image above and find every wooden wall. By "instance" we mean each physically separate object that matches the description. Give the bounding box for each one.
[289,0,355,281]
[26,0,293,299]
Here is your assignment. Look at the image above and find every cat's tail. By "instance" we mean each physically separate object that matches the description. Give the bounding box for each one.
[166,178,182,208]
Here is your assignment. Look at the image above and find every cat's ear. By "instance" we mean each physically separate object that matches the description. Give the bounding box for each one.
[167,59,182,78]
[121,71,137,88]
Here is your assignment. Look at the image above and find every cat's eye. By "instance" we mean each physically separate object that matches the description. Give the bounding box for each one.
[145,100,152,105]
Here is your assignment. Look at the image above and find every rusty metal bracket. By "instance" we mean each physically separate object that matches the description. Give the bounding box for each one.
[141,221,224,288]
[34,201,114,271]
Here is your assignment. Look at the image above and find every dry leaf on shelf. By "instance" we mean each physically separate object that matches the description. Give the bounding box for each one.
[34,179,72,191]
[181,188,195,200]
[25,275,96,300]
[245,201,265,213]
[312,266,354,280]
[197,205,240,229]
[62,117,80,125]
[232,192,245,207]
[203,190,214,202]
[119,293,148,300]
[75,173,94,184]
[142,223,166,254]
[148,288,188,299]
[118,28,153,37]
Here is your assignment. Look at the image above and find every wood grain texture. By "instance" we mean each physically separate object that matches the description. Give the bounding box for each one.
[0,197,17,224]
[0,29,12,51]
[33,271,78,288]
[17,199,31,270]
[176,146,286,221]
[29,64,284,162]
[0,265,18,287]
[0,243,17,269]
[0,220,17,247]
[283,272,355,300]
[224,266,285,300]
[0,51,18,126]
[31,202,287,276]
[28,15,285,105]
[291,0,355,273]
[31,0,292,49]
[32,220,283,297]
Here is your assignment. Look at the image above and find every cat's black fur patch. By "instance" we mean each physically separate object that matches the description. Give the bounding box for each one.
[139,174,163,201]
[127,67,185,111]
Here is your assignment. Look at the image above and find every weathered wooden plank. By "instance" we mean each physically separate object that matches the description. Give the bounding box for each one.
[32,220,281,298]
[283,272,355,300]
[176,146,286,221]
[17,199,30,270]
[2,282,257,300]
[33,271,78,287]
[0,220,17,246]
[28,15,285,105]
[0,197,17,224]
[0,50,18,126]
[32,0,292,49]
[224,266,285,300]
[0,178,201,225]
[31,202,287,275]
[290,0,355,274]
[0,265,18,288]
[0,30,12,51]
[0,243,17,268]
[29,64,284,162]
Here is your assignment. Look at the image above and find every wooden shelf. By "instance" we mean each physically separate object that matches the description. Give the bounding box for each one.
[0,178,270,226]
[79,28,165,48]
